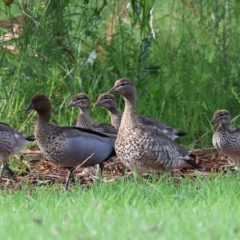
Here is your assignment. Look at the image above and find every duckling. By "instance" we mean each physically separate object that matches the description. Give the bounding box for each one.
[211,109,240,163]
[95,93,186,140]
[0,122,35,182]
[68,93,117,135]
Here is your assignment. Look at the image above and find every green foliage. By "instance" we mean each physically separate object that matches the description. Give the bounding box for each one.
[1,0,240,148]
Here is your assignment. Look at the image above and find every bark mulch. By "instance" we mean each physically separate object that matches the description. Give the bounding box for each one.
[1,147,237,192]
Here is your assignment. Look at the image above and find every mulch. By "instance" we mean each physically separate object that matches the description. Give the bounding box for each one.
[1,147,238,192]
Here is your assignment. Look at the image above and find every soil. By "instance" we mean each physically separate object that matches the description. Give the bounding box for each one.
[1,147,237,192]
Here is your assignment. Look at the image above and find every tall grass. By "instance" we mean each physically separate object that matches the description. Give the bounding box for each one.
[1,0,240,148]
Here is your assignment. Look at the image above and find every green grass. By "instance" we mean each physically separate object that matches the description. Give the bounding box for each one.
[1,173,240,240]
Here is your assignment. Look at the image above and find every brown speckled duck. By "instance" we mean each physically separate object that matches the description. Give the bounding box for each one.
[26,94,116,190]
[108,78,200,174]
[211,109,240,163]
[68,93,117,135]
[0,122,35,182]
[95,93,186,140]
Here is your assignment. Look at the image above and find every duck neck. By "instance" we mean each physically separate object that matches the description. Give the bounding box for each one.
[109,106,122,119]
[37,110,51,123]
[80,107,89,115]
[108,107,122,129]
[78,107,92,127]
[220,122,230,130]
[121,92,138,128]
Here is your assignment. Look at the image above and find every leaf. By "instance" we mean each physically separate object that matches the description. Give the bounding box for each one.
[81,50,98,66]
[144,66,160,74]
[139,35,153,63]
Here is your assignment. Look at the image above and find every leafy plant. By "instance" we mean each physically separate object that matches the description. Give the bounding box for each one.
[1,0,240,148]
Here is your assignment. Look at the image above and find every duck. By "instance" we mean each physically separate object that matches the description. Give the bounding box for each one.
[107,78,201,175]
[94,93,122,130]
[95,93,186,140]
[26,94,116,190]
[68,93,118,135]
[0,122,35,182]
[211,109,240,162]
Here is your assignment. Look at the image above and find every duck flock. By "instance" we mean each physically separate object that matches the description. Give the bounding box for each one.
[0,78,238,190]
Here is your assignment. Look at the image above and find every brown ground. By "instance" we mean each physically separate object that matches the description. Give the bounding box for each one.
[1,147,237,192]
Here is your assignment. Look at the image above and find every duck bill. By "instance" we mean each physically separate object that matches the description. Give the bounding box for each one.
[108,87,117,94]
[94,100,101,106]
[67,101,74,108]
[210,118,217,124]
[25,103,34,111]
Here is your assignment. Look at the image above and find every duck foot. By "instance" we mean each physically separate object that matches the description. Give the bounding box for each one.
[0,163,17,183]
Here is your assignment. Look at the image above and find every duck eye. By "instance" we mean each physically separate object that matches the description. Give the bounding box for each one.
[77,97,85,101]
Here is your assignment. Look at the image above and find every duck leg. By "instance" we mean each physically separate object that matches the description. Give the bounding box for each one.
[0,162,16,182]
[121,165,127,176]
[6,163,15,177]
[93,162,104,183]
[97,162,104,177]
[64,167,75,191]
[0,163,7,183]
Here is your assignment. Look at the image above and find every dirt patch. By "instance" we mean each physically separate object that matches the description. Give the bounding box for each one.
[1,147,237,191]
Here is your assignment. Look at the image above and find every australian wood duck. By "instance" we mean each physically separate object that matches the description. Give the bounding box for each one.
[95,93,186,140]
[68,93,118,135]
[26,94,116,190]
[211,109,240,163]
[108,78,201,174]
[0,122,35,182]
[94,93,122,130]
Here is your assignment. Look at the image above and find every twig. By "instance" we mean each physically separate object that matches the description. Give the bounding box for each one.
[73,153,94,174]
[190,147,218,156]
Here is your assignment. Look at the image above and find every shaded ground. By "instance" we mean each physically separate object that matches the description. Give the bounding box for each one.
[1,147,237,191]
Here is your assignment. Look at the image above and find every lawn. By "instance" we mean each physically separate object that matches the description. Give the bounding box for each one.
[1,174,240,240]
